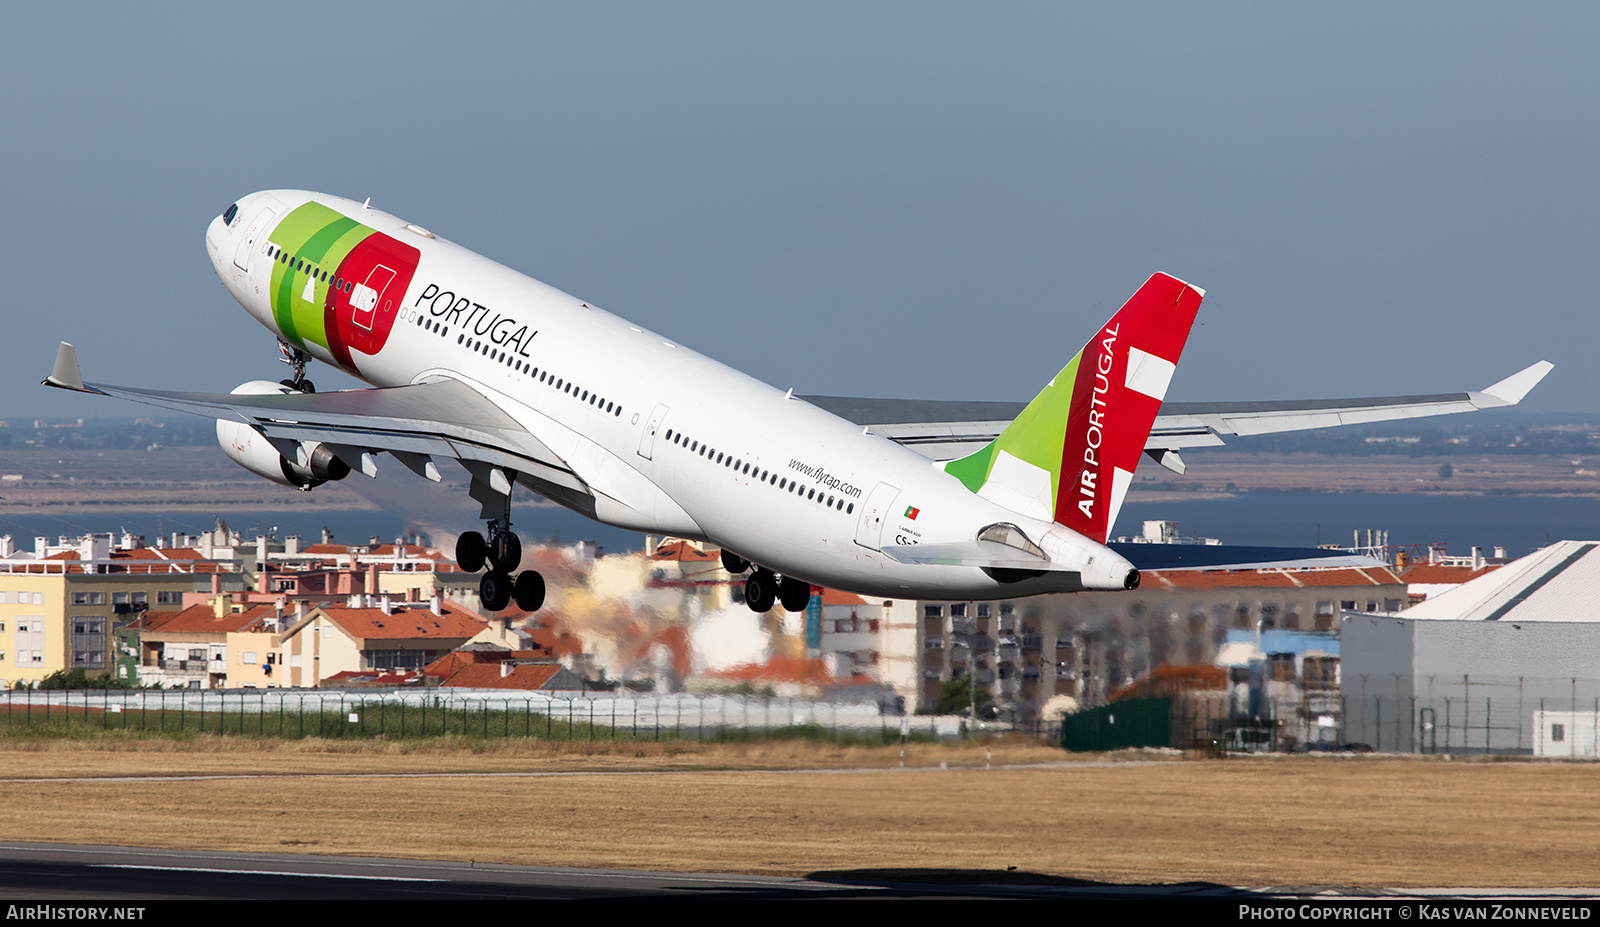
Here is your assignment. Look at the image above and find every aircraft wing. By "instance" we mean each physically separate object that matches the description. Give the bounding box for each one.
[801,360,1553,473]
[42,342,588,496]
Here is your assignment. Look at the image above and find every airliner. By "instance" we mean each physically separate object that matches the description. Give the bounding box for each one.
[43,191,1552,614]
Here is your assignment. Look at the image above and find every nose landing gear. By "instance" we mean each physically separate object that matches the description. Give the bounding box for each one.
[277,340,316,393]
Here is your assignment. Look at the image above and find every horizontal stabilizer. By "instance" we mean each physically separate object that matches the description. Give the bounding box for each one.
[1107,543,1385,572]
[880,539,1062,570]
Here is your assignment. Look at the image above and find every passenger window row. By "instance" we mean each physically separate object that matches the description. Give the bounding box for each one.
[454,333,625,419]
[266,244,353,295]
[416,314,451,340]
[662,428,854,515]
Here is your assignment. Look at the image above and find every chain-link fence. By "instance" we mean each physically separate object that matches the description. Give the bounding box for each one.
[1341,673,1600,756]
[0,688,974,743]
[1057,677,1600,756]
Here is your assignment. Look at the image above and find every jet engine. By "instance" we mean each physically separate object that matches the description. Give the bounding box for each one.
[215,381,350,489]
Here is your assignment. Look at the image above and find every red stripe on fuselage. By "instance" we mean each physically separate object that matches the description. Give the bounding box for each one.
[325,232,421,374]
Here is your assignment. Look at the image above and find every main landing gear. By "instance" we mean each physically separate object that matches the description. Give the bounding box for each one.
[723,550,812,614]
[457,465,543,613]
[458,524,545,613]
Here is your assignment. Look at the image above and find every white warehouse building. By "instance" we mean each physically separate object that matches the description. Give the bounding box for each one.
[1341,540,1600,755]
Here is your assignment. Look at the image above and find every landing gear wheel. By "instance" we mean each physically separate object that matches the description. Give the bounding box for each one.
[779,576,812,613]
[491,532,522,572]
[277,379,315,393]
[456,531,487,573]
[721,550,749,574]
[479,570,512,612]
[745,571,777,613]
[514,571,546,612]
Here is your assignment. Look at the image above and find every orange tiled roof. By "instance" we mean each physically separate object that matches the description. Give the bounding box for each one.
[820,588,867,606]
[317,606,486,641]
[423,649,524,678]
[1399,563,1501,585]
[127,610,183,631]
[437,662,569,690]
[1108,664,1227,701]
[141,603,277,635]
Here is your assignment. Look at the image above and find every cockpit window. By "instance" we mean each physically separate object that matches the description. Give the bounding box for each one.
[221,203,239,225]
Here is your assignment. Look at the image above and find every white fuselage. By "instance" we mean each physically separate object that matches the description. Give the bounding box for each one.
[205,190,1134,599]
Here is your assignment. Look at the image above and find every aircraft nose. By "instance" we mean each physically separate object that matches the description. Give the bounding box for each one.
[205,212,228,266]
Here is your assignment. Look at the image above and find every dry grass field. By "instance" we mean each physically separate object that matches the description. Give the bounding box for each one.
[0,738,1593,889]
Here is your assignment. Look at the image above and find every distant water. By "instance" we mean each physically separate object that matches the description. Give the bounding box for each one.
[1119,492,1600,559]
[0,507,648,555]
[1,492,1594,562]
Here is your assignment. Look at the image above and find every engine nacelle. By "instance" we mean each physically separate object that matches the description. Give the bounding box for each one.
[215,381,350,489]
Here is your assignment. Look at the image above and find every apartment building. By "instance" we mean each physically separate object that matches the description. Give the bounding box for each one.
[0,535,245,687]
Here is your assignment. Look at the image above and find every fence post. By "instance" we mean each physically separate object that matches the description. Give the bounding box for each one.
[1517,678,1525,754]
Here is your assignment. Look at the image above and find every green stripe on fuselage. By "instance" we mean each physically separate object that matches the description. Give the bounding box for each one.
[267,202,367,350]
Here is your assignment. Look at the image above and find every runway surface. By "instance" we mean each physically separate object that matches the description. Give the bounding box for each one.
[0,843,1593,901]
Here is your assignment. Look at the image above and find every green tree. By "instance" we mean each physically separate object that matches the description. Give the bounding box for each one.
[933,674,992,716]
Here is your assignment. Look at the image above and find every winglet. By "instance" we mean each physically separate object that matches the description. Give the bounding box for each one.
[1475,361,1554,407]
[43,342,87,391]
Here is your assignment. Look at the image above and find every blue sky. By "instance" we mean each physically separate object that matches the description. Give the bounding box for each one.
[4,3,1596,418]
